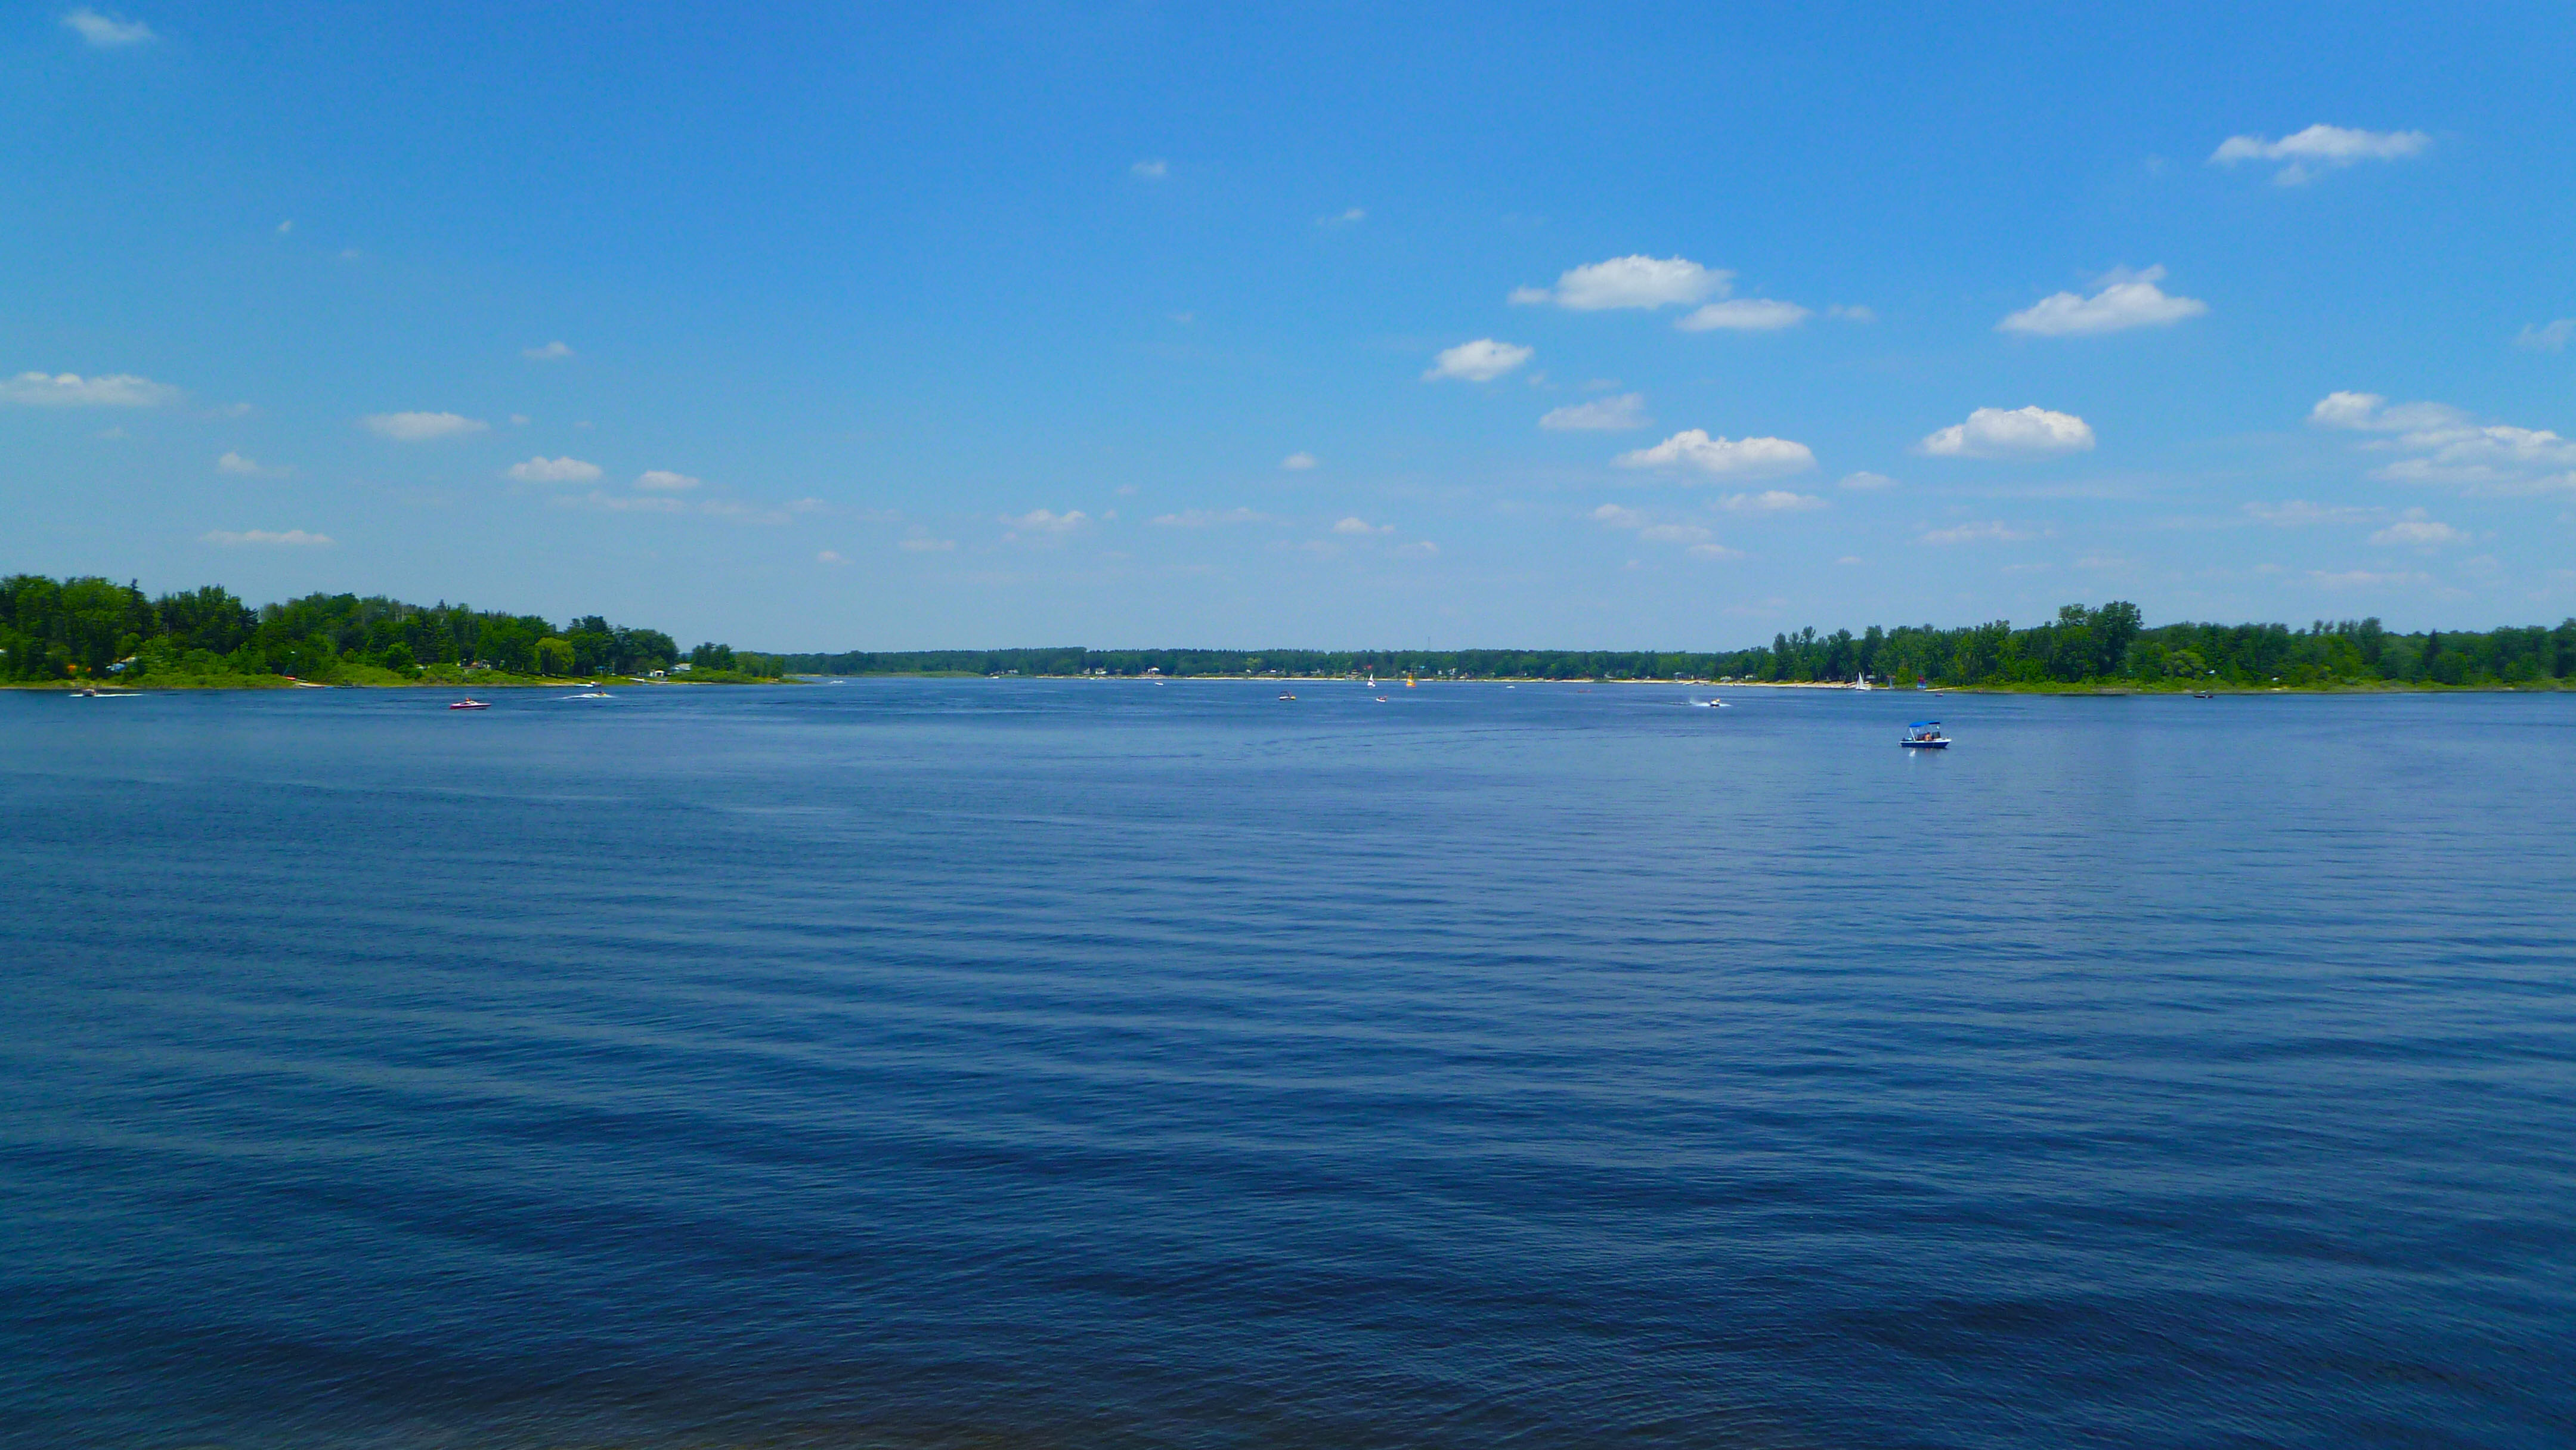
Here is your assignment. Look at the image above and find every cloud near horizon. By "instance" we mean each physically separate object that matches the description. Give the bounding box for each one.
[1999,267,2207,336]
[1003,508,1089,534]
[1722,489,1827,513]
[2,371,179,407]
[1424,339,1534,382]
[2310,391,2576,492]
[203,528,331,547]
[1616,429,1817,477]
[1918,406,2095,458]
[364,411,487,441]
[63,8,154,47]
[1511,255,1726,310]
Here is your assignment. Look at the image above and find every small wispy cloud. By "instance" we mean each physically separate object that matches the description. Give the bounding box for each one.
[2369,510,2467,546]
[522,340,574,361]
[364,411,487,441]
[63,8,154,47]
[1828,305,1876,323]
[1318,207,1366,226]
[1918,406,2095,458]
[2244,500,2382,526]
[1721,489,1826,513]
[203,528,331,547]
[2308,568,2432,589]
[1615,429,1817,477]
[1131,159,1169,179]
[507,456,603,484]
[1003,508,1089,534]
[816,550,846,565]
[1999,267,2207,336]
[2211,124,2430,185]
[1919,520,2036,545]
[1838,471,1897,491]
[1,371,179,407]
[1676,299,1811,332]
[1512,255,1727,311]
[1281,451,1320,470]
[1539,393,1649,431]
[1151,507,1268,527]
[1333,516,1394,535]
[215,451,290,477]
[900,531,956,553]
[636,469,702,492]
[2310,391,2576,493]
[1424,339,1534,383]
[2515,319,2574,352]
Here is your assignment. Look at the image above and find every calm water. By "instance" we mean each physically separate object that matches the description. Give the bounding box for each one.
[2,681,2570,1449]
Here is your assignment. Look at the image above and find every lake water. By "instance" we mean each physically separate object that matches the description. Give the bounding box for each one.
[2,681,2570,1449]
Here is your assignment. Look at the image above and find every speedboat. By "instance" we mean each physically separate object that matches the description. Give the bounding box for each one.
[1278,693,1296,701]
[448,699,490,711]
[1690,698,1727,708]
[561,689,612,699]
[1902,721,1949,748]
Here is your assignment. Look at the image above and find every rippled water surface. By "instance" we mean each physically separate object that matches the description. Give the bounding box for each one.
[3,681,2571,1449]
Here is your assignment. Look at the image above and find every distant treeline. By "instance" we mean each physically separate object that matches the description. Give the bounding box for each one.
[782,604,2576,688]
[0,575,785,683]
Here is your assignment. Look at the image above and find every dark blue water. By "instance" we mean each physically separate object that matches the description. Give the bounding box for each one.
[2,681,2570,1449]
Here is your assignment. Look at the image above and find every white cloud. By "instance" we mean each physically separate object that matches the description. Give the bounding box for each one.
[1,371,179,407]
[816,550,846,565]
[1333,516,1394,535]
[1721,489,1826,513]
[1590,504,1647,529]
[364,411,487,441]
[1319,208,1366,225]
[1539,393,1649,431]
[216,451,263,475]
[2515,320,2575,352]
[523,340,574,361]
[203,528,330,547]
[635,469,701,491]
[564,491,688,513]
[506,456,603,484]
[1511,255,1727,311]
[1281,451,1319,470]
[1424,339,1534,382]
[1131,159,1168,179]
[1592,503,1741,558]
[1639,522,1713,543]
[276,220,293,236]
[1838,470,1897,491]
[1998,267,2207,336]
[2370,510,2466,546]
[1919,520,2036,545]
[63,8,153,47]
[1151,507,1267,527]
[1688,543,1744,560]
[1003,508,1088,534]
[2308,568,2432,588]
[1918,406,2095,458]
[1615,429,1817,477]
[1396,540,1438,556]
[1828,305,1877,323]
[2212,125,2430,184]
[900,534,955,552]
[1676,299,1812,332]
[2311,392,2576,492]
[2244,500,2382,526]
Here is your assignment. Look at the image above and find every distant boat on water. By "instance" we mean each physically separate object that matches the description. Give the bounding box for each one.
[1852,675,1872,691]
[1902,721,1949,749]
[448,699,490,711]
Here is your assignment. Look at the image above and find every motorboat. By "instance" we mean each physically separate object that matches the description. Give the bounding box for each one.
[1902,721,1949,748]
[561,689,613,699]
[1278,693,1296,701]
[1690,698,1727,708]
[448,699,490,711]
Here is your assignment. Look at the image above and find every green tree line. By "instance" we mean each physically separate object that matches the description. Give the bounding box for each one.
[0,575,785,684]
[778,603,2576,688]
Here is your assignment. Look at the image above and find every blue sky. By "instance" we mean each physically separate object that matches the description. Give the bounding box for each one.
[7,1,2573,648]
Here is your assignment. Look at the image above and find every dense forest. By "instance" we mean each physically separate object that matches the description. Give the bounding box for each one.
[782,604,2576,689]
[0,575,784,684]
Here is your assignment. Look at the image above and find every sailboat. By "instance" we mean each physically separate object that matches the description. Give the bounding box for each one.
[1852,674,1872,691]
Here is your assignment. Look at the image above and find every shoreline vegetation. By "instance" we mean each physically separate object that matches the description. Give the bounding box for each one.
[2,575,787,689]
[9,579,2571,693]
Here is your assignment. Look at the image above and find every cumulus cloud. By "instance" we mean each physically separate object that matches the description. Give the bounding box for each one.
[1722,489,1826,513]
[2212,125,2430,184]
[1539,393,1649,431]
[1151,507,1267,527]
[1333,516,1394,535]
[1,371,179,407]
[1615,429,1817,477]
[1281,452,1319,470]
[506,456,603,483]
[1918,520,2035,545]
[564,491,688,513]
[1131,159,1168,179]
[1590,504,1647,529]
[636,469,702,491]
[523,340,574,361]
[2515,320,2574,352]
[2309,568,2432,589]
[203,528,330,547]
[1424,339,1534,382]
[1676,299,1812,332]
[1003,508,1088,534]
[364,411,486,441]
[63,8,153,47]
[1511,255,1727,311]
[1918,406,2095,458]
[2311,391,2576,492]
[1838,470,1897,491]
[1998,267,2207,336]
[216,451,264,475]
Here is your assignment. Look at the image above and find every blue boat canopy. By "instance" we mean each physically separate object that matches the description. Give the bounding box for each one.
[1909,721,1939,729]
